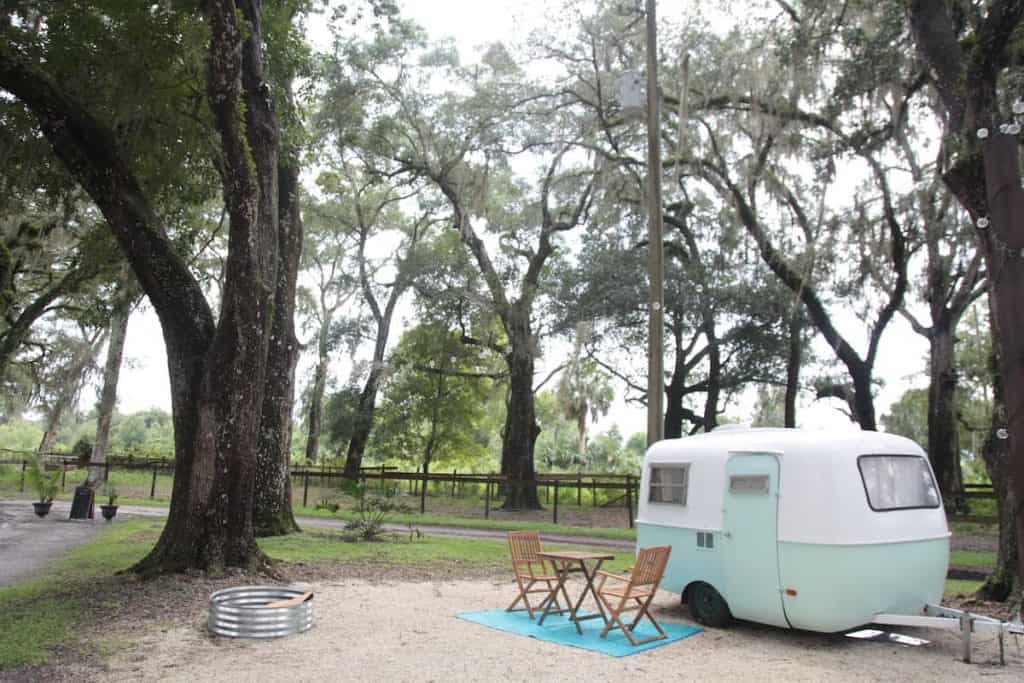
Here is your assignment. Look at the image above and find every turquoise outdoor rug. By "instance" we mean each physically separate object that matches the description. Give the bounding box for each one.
[456,609,702,657]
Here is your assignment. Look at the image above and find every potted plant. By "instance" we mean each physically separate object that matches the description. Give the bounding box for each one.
[26,455,61,517]
[99,483,118,522]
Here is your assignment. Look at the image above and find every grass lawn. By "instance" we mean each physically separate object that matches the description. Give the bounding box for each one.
[0,519,631,669]
[949,549,996,569]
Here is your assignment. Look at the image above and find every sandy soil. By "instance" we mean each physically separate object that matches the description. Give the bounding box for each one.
[88,573,1021,683]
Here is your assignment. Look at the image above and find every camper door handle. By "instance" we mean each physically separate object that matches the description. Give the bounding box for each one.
[722,531,732,539]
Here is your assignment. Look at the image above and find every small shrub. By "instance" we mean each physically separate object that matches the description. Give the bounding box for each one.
[315,498,340,513]
[342,480,412,541]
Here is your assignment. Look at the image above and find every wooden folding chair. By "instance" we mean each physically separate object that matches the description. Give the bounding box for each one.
[594,545,672,645]
[506,531,570,619]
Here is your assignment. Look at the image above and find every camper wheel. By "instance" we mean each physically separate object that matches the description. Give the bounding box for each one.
[688,582,732,627]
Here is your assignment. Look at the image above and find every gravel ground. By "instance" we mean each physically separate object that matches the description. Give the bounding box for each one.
[93,572,1023,682]
[3,558,1015,683]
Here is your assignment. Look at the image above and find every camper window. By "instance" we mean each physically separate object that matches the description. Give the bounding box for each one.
[648,464,689,505]
[857,455,940,512]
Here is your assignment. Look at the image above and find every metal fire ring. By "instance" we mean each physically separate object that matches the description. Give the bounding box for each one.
[208,585,314,638]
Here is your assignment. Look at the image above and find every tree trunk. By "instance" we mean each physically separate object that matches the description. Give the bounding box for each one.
[134,0,281,574]
[905,0,1024,608]
[980,138,1024,607]
[851,367,877,431]
[663,325,686,439]
[86,284,133,488]
[304,332,329,463]
[500,310,540,510]
[784,313,801,428]
[342,367,382,479]
[342,223,405,479]
[253,158,303,537]
[576,410,587,462]
[927,321,963,506]
[978,330,1018,601]
[701,317,721,432]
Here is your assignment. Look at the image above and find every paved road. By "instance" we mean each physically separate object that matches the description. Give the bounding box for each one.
[0,498,633,587]
[0,499,104,587]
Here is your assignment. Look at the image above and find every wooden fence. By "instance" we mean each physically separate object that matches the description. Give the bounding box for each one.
[2,449,998,528]
[0,452,641,528]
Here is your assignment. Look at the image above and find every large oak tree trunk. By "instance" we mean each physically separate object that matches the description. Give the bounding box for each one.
[253,159,303,537]
[980,138,1024,603]
[906,0,1024,610]
[501,311,540,510]
[137,0,281,573]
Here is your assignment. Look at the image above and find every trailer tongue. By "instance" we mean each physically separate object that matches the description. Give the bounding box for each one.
[871,604,1024,664]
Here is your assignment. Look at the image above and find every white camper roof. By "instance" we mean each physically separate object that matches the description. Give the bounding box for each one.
[639,428,949,545]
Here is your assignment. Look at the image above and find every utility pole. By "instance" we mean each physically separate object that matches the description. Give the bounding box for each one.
[645,0,665,447]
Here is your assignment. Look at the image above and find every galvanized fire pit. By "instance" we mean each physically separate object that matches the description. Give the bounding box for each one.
[208,585,314,638]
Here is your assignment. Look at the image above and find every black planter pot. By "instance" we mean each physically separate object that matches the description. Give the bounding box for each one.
[99,504,118,522]
[33,501,53,518]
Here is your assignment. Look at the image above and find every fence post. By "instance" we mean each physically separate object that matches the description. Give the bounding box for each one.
[451,469,457,498]
[626,474,633,529]
[484,475,491,519]
[61,467,66,492]
[577,474,582,507]
[420,461,429,514]
[303,473,309,507]
[380,464,386,491]
[104,461,110,483]
[150,466,158,499]
[20,460,26,492]
[553,479,559,525]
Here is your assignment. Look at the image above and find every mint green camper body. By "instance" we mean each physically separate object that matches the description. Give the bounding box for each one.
[637,429,950,632]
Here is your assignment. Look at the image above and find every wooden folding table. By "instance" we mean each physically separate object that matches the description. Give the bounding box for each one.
[535,550,616,634]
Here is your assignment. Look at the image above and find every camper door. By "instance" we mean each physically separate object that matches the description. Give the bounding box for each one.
[722,453,788,628]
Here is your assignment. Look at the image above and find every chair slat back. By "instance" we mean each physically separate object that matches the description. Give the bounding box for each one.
[630,545,671,587]
[507,531,545,575]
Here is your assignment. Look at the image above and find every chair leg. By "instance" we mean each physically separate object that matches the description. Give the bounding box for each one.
[599,595,636,644]
[508,579,536,618]
[626,595,667,644]
[538,580,563,615]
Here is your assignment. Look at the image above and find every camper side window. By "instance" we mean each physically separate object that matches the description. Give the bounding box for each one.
[857,455,940,511]
[648,464,689,505]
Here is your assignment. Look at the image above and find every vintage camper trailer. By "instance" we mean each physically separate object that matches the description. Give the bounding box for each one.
[637,428,949,633]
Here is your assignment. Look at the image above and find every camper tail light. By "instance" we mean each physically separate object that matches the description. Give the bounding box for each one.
[784,588,798,597]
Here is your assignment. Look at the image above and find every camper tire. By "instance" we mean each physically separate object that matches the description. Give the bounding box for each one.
[688,582,732,627]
